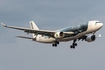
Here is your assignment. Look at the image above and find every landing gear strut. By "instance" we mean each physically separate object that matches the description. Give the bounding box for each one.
[52,40,59,47]
[70,39,77,49]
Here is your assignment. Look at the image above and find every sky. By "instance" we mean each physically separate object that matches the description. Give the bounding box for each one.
[0,0,105,70]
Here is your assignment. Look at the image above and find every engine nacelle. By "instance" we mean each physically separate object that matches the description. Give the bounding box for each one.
[54,32,65,39]
[85,35,96,42]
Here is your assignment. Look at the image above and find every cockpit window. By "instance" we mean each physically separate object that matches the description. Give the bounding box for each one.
[95,22,101,25]
[96,22,101,23]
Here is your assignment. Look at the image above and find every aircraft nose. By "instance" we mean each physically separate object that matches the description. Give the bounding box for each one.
[99,23,103,28]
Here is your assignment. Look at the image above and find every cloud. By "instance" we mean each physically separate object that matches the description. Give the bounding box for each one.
[0,0,104,24]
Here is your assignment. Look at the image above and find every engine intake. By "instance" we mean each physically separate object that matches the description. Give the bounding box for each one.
[85,35,96,42]
[54,32,65,39]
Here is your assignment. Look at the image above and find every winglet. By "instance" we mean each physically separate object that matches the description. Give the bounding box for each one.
[1,23,7,27]
[97,34,101,38]
[96,34,102,38]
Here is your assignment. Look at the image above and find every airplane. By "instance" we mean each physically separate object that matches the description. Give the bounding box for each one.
[1,20,103,49]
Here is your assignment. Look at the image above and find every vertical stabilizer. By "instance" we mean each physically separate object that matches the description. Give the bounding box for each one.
[30,21,39,30]
[30,21,39,38]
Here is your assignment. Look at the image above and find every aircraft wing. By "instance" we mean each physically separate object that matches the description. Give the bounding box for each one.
[16,36,34,39]
[1,23,74,37]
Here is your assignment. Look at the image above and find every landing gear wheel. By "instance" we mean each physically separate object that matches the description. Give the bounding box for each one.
[52,43,57,47]
[56,41,59,44]
[70,45,75,49]
[72,45,75,49]
[73,43,77,46]
[55,43,57,47]
[55,40,59,44]
[52,44,55,47]
[70,45,73,48]
[70,39,77,49]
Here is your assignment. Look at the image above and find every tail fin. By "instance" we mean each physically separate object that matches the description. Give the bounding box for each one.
[30,21,39,38]
[30,21,39,30]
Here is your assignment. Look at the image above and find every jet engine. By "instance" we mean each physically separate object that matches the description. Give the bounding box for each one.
[85,35,96,42]
[54,32,65,39]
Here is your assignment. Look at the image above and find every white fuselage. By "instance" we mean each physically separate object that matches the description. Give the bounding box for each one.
[34,21,103,44]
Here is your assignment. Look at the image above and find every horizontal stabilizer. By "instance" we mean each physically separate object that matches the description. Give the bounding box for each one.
[16,36,34,39]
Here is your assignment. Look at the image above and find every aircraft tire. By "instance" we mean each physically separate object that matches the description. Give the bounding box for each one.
[70,45,73,48]
[72,46,75,49]
[57,41,59,44]
[75,43,77,46]
[55,43,57,47]
[52,44,55,47]
[55,40,59,44]
[52,43,57,47]
[70,45,75,49]
[73,43,77,46]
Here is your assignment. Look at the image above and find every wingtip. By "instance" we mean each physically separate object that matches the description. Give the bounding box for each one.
[96,34,102,38]
[98,34,101,37]
[1,23,7,27]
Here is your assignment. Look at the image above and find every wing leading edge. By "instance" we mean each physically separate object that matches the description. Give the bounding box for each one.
[1,23,74,38]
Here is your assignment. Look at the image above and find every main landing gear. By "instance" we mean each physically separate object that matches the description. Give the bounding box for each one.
[52,40,59,47]
[70,39,77,49]
[52,39,78,49]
